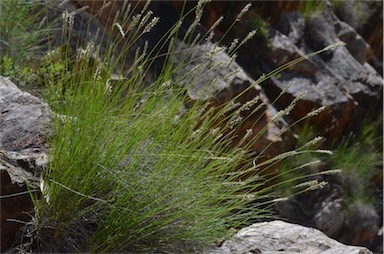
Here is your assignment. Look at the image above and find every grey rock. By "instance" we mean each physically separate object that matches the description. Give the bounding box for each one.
[314,197,346,238]
[211,220,372,254]
[260,8,383,139]
[0,76,51,151]
[335,20,371,64]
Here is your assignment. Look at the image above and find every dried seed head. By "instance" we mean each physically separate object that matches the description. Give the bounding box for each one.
[316,149,333,155]
[228,38,239,54]
[237,29,257,49]
[143,17,159,33]
[224,101,242,113]
[205,31,214,43]
[319,169,342,175]
[301,136,324,148]
[97,1,112,17]
[62,10,75,31]
[190,128,203,139]
[272,197,288,202]
[93,66,102,81]
[240,96,260,111]
[169,21,183,37]
[324,41,346,51]
[139,10,154,29]
[208,45,227,57]
[227,112,243,129]
[76,42,95,60]
[236,3,252,21]
[306,106,326,118]
[208,16,223,32]
[114,22,126,38]
[294,180,328,191]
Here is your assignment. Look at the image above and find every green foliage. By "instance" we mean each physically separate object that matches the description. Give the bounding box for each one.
[332,0,373,28]
[300,0,326,17]
[38,68,252,252]
[0,0,49,63]
[0,0,57,95]
[1,54,34,82]
[1,49,66,96]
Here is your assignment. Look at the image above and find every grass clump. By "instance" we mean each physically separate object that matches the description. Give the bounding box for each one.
[37,69,252,252]
[27,2,266,252]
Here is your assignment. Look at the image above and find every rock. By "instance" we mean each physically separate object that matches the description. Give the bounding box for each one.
[212,220,373,254]
[314,197,347,238]
[0,76,49,251]
[334,0,383,62]
[335,19,371,65]
[335,202,379,248]
[0,76,50,151]
[263,8,383,139]
[192,1,382,139]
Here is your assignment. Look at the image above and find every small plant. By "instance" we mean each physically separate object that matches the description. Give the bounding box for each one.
[328,118,383,207]
[331,0,373,29]
[275,118,382,211]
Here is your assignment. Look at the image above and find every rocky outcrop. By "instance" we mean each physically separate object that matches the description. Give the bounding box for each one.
[0,76,49,251]
[263,5,382,138]
[212,220,373,254]
[186,1,383,140]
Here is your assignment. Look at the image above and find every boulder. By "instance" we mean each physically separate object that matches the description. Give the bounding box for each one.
[0,76,50,151]
[0,76,49,251]
[186,1,382,139]
[315,198,380,248]
[212,220,373,254]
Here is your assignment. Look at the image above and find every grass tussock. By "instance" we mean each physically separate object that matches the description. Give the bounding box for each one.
[38,69,252,252]
[26,2,270,252]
